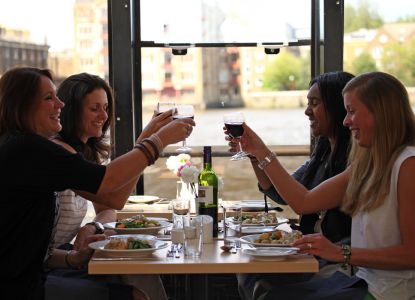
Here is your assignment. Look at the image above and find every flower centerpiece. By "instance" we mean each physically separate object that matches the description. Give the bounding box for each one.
[166,154,199,213]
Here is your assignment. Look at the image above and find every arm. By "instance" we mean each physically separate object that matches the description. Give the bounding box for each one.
[77,115,195,209]
[256,160,310,205]
[240,122,345,214]
[46,235,105,269]
[295,157,415,270]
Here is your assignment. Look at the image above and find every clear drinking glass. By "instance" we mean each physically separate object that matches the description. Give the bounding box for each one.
[156,101,176,115]
[223,112,248,160]
[173,104,194,152]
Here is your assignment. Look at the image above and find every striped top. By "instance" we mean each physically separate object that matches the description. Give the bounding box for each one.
[53,189,88,248]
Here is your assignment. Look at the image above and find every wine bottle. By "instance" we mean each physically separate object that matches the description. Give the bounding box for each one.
[197,146,218,237]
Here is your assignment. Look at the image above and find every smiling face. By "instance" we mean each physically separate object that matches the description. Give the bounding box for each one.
[79,88,108,143]
[304,83,332,139]
[30,76,64,138]
[343,90,375,147]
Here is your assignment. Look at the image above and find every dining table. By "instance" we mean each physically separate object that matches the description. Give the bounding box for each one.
[88,238,318,300]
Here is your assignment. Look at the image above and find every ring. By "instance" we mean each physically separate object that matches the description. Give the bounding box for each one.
[307,243,312,250]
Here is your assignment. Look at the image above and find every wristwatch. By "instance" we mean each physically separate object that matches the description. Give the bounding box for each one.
[85,221,105,234]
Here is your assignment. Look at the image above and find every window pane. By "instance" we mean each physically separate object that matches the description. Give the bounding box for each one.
[140,0,311,43]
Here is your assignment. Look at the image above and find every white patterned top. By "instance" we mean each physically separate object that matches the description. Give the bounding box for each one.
[53,189,88,248]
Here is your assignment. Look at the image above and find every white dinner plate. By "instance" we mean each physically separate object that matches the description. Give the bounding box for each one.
[242,247,298,261]
[89,234,168,257]
[103,220,171,235]
[128,195,159,203]
[239,233,299,247]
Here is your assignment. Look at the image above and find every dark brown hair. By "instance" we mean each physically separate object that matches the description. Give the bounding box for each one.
[0,67,53,135]
[57,73,113,163]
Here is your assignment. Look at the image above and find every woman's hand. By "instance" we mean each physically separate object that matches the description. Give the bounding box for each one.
[240,123,269,158]
[73,223,105,251]
[136,109,174,143]
[71,234,106,268]
[293,233,343,263]
[157,117,195,146]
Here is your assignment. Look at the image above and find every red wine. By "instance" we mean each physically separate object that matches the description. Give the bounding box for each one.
[225,122,244,138]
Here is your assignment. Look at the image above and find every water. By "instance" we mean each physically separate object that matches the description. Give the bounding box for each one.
[144,107,310,146]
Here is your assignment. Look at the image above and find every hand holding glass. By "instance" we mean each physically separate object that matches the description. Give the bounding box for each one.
[223,112,248,160]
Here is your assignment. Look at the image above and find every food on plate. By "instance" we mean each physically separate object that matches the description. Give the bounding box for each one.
[104,237,152,250]
[254,230,302,245]
[233,212,277,224]
[115,214,161,229]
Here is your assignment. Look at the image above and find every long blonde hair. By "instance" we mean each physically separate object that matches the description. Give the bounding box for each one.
[342,72,415,215]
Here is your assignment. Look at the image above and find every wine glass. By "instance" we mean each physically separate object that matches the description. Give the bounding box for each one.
[156,101,176,115]
[223,112,248,161]
[173,104,194,152]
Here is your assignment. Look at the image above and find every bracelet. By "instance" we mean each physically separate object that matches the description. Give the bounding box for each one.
[257,152,277,170]
[341,244,351,270]
[65,250,77,269]
[150,134,164,151]
[134,143,154,166]
[142,138,160,160]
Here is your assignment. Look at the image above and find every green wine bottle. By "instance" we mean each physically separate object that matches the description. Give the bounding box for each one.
[197,146,218,237]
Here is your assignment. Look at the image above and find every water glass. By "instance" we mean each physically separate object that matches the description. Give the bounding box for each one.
[184,216,203,257]
[173,104,194,152]
[156,101,176,115]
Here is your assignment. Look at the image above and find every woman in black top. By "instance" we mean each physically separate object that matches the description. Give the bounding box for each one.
[0,67,195,300]
[227,71,354,300]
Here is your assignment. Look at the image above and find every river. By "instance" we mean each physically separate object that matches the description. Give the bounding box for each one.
[144,107,311,146]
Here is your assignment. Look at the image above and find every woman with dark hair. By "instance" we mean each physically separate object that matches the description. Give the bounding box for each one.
[229,71,354,300]
[0,67,194,300]
[43,73,168,300]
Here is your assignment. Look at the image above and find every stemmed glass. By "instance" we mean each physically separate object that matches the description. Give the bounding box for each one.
[173,104,194,152]
[223,112,248,161]
[156,101,176,115]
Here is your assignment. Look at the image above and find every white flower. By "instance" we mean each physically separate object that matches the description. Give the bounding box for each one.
[166,154,191,173]
[180,165,199,183]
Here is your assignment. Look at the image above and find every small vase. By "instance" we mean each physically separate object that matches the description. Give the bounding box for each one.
[177,180,196,214]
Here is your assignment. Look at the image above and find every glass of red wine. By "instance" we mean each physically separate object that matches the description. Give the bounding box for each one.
[156,101,176,115]
[174,104,194,152]
[224,112,248,161]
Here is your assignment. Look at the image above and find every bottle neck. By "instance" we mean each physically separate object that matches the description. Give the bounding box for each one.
[203,148,212,168]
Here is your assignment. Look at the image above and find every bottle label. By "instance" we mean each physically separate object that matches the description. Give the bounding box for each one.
[197,186,214,204]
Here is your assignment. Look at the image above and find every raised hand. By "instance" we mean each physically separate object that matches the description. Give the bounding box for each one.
[136,109,174,143]
[240,123,269,158]
[157,117,195,146]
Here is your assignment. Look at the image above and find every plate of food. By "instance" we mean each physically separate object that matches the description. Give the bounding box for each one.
[104,214,171,235]
[89,234,168,257]
[228,213,288,226]
[128,195,159,204]
[242,247,299,261]
[239,230,303,247]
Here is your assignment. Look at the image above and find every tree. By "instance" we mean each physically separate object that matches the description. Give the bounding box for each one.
[351,53,377,75]
[344,0,384,33]
[381,40,415,86]
[263,51,308,91]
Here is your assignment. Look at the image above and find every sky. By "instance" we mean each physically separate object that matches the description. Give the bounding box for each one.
[0,0,413,51]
